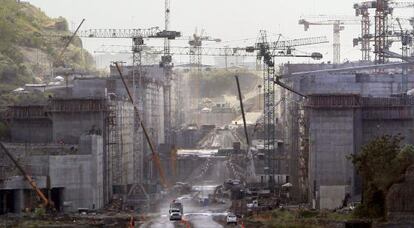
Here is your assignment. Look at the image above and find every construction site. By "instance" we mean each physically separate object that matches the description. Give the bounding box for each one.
[1,0,414,227]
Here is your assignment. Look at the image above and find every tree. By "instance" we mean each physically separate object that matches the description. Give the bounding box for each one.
[350,135,414,218]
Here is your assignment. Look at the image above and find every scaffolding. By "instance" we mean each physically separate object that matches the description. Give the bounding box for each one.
[49,99,108,113]
[107,100,119,189]
[298,104,309,202]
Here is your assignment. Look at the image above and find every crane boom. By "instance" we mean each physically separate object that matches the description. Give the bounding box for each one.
[391,1,414,8]
[57,19,85,61]
[76,27,180,39]
[299,16,358,63]
[234,75,257,182]
[0,142,52,208]
[355,0,414,10]
[271,36,329,49]
[114,63,169,188]
[95,45,323,59]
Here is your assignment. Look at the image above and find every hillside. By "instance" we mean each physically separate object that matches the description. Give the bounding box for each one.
[190,68,260,98]
[0,0,95,106]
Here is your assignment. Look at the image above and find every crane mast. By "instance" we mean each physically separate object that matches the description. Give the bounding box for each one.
[375,0,388,64]
[71,24,180,188]
[354,0,414,64]
[257,30,277,187]
[95,35,325,187]
[188,28,221,112]
[361,7,372,61]
[163,0,173,145]
[299,16,359,64]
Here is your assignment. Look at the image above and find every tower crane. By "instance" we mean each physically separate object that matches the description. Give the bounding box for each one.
[395,17,412,92]
[0,143,54,210]
[353,0,414,64]
[42,1,180,189]
[354,2,374,61]
[163,0,174,145]
[252,31,322,187]
[94,37,327,58]
[187,28,221,108]
[299,15,360,64]
[96,35,327,187]
[188,28,221,71]
[70,26,181,189]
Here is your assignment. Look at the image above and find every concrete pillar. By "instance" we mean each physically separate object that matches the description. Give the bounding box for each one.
[0,192,5,214]
[13,189,24,213]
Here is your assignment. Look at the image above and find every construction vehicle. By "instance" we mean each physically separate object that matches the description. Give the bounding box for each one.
[114,63,169,188]
[235,75,257,183]
[226,212,238,225]
[169,200,183,221]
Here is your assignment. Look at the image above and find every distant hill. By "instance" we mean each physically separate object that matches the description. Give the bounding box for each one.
[0,0,95,106]
[194,68,260,98]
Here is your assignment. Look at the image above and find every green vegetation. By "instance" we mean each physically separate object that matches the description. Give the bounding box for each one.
[0,0,95,106]
[33,207,46,217]
[350,135,414,218]
[245,208,360,228]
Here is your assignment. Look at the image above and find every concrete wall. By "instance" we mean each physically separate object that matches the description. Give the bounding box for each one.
[308,108,356,209]
[299,73,414,97]
[108,66,166,187]
[52,112,105,144]
[177,156,207,182]
[319,185,348,210]
[5,70,167,207]
[72,77,107,98]
[362,120,414,146]
[1,135,105,212]
[10,119,53,143]
[308,109,355,185]
[110,101,137,191]
[283,63,414,207]
[198,112,237,127]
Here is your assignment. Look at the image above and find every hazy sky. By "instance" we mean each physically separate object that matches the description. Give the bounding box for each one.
[27,0,414,65]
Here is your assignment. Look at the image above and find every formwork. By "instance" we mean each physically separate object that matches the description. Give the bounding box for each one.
[305,95,414,120]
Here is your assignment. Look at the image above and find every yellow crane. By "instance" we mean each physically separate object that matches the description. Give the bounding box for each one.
[0,142,54,209]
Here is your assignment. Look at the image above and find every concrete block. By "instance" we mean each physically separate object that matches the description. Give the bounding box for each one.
[319,185,348,210]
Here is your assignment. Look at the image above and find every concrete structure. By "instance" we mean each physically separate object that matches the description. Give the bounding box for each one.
[281,63,414,209]
[108,64,167,194]
[198,103,237,127]
[1,63,172,212]
[0,135,103,213]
